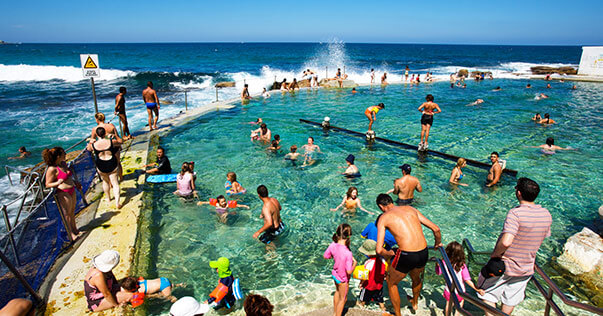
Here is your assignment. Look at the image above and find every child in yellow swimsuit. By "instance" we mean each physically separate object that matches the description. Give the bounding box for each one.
[364,103,384,132]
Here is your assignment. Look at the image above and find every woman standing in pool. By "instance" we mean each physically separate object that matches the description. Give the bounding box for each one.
[418,94,441,151]
[330,187,374,216]
[324,224,357,316]
[364,103,385,132]
[449,158,468,186]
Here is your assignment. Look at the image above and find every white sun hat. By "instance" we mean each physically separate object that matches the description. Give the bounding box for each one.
[170,297,210,316]
[92,250,120,273]
[324,116,330,121]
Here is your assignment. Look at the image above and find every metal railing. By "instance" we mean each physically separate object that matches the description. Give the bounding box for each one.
[461,239,603,316]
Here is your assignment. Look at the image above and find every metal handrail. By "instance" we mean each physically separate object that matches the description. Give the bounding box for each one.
[462,238,603,316]
[431,246,508,316]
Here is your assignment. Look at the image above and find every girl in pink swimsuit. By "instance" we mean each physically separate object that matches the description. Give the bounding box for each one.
[43,147,80,240]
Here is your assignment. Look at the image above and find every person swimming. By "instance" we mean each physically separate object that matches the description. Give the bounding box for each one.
[198,195,249,223]
[468,99,484,106]
[341,154,360,177]
[538,113,556,125]
[526,137,573,154]
[531,113,542,121]
[285,145,301,161]
[330,186,374,216]
[225,172,246,195]
[301,137,321,166]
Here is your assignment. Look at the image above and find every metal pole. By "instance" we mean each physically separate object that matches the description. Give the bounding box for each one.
[91,77,98,113]
[0,248,43,304]
[325,66,328,79]
[2,206,21,266]
[184,91,188,111]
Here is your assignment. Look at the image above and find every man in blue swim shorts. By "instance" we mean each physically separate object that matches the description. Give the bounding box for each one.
[253,185,285,245]
[143,81,160,131]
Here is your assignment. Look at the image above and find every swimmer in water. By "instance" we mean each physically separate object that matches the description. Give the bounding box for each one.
[267,139,281,152]
[449,158,468,186]
[330,187,374,215]
[8,146,31,160]
[538,113,556,125]
[225,172,246,195]
[284,145,301,160]
[546,83,552,89]
[492,86,502,91]
[571,85,577,90]
[197,195,249,223]
[251,123,271,143]
[301,137,321,166]
[526,137,573,154]
[340,154,360,177]
[535,93,549,100]
[352,87,357,94]
[531,113,542,121]
[364,103,385,132]
[468,99,484,106]
[526,83,532,88]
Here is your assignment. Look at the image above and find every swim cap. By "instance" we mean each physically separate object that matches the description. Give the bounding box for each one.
[345,154,355,164]
[209,257,232,278]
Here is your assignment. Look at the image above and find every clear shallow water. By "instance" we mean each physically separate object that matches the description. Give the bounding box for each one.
[139,80,602,315]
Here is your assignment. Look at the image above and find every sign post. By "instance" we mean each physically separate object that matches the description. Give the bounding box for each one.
[80,54,101,113]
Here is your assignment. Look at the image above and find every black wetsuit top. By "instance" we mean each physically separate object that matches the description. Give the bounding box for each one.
[156,156,171,174]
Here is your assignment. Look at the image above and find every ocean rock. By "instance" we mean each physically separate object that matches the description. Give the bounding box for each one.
[319,79,357,88]
[214,81,235,88]
[457,69,469,77]
[270,79,310,90]
[557,227,603,275]
[530,66,577,75]
[599,205,603,220]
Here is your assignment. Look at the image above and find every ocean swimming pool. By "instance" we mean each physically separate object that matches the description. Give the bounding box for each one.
[135,79,602,315]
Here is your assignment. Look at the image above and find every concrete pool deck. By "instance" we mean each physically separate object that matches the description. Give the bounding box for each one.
[39,100,236,315]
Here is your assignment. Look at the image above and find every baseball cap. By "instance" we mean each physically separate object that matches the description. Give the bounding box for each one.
[209,257,232,278]
[399,164,411,173]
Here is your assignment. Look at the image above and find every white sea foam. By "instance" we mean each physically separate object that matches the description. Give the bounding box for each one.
[0,64,134,82]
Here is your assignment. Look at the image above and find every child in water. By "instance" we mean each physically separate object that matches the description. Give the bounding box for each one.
[174,162,196,197]
[331,187,374,216]
[204,257,237,310]
[198,195,249,223]
[285,145,300,160]
[119,276,184,305]
[364,103,385,132]
[435,241,484,316]
[324,224,357,316]
[225,172,246,195]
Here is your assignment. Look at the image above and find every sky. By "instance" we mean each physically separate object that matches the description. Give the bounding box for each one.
[1,0,602,45]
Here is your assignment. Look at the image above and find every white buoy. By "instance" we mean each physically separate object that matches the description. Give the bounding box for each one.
[366,130,376,140]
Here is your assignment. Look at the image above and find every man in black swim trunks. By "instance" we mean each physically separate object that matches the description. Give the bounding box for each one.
[386,164,422,206]
[375,194,441,315]
[253,185,284,245]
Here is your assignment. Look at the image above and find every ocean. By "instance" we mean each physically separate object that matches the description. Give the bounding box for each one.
[0,42,582,207]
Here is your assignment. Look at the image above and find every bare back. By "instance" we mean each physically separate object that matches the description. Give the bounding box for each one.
[143,88,158,103]
[264,197,282,228]
[420,101,439,115]
[379,206,427,252]
[393,175,421,199]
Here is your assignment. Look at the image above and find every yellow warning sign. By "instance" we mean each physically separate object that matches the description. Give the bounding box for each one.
[84,56,97,69]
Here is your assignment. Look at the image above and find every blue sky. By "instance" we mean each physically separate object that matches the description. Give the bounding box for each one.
[1,0,602,45]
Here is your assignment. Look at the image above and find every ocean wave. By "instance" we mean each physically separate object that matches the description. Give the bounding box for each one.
[0,64,134,82]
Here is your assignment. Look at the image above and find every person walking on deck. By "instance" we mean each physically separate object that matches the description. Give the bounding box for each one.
[143,81,160,130]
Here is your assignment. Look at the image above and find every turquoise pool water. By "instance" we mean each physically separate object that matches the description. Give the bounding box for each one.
[139,80,602,315]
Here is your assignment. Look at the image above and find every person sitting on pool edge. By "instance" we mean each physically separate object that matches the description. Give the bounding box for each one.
[198,195,249,223]
[341,154,360,177]
[144,147,171,175]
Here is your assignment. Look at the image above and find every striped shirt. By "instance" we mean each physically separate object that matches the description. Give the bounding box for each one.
[501,204,552,276]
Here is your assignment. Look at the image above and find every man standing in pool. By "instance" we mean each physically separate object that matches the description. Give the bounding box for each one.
[143,81,160,131]
[387,164,422,205]
[417,94,441,151]
[375,194,442,315]
[486,152,502,187]
[253,185,285,245]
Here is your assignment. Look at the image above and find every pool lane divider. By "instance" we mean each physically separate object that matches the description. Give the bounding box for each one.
[299,119,518,177]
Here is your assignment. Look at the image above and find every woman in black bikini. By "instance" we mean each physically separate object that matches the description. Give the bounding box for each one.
[87,127,122,209]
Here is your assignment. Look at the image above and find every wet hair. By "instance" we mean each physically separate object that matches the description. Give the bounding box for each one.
[308,136,314,142]
[42,147,65,166]
[257,185,268,198]
[119,277,139,292]
[376,193,393,207]
[227,172,237,182]
[95,112,105,122]
[19,146,26,152]
[96,127,106,138]
[491,151,499,157]
[216,195,226,202]
[377,103,384,109]
[260,123,267,129]
[119,86,126,94]
[426,94,434,102]
[244,294,274,316]
[180,162,190,175]
[445,242,466,272]
[332,223,352,249]
[271,140,279,148]
[544,113,550,119]
[147,81,153,88]
[496,86,501,89]
[290,145,297,153]
[456,158,466,168]
[274,135,280,141]
[516,177,540,202]
[346,187,358,199]
[545,137,554,146]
